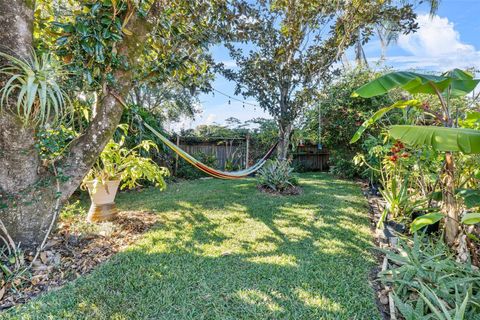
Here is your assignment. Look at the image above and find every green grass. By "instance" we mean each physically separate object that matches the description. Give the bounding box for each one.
[5,173,381,319]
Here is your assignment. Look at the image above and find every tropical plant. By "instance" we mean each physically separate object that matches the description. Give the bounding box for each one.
[256,159,298,192]
[83,128,169,191]
[381,234,480,319]
[351,69,480,245]
[0,50,71,125]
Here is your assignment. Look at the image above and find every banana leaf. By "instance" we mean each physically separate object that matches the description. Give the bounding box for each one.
[411,212,444,233]
[389,125,480,154]
[352,69,479,98]
[350,99,420,143]
[461,212,480,225]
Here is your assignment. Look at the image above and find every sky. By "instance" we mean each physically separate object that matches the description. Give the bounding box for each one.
[169,0,480,132]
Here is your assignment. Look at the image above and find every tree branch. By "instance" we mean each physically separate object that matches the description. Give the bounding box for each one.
[60,5,156,200]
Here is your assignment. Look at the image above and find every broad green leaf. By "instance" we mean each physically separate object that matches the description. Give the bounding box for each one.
[389,125,480,154]
[457,189,480,208]
[410,212,443,233]
[461,212,480,225]
[350,99,420,143]
[352,69,479,98]
[444,69,480,97]
[352,71,451,97]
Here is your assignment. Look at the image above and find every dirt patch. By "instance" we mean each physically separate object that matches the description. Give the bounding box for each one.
[257,185,303,196]
[0,211,158,311]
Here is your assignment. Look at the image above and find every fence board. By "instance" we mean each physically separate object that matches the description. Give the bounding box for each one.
[172,142,329,172]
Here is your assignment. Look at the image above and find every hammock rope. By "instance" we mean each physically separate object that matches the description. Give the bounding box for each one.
[109,91,277,179]
[142,120,278,179]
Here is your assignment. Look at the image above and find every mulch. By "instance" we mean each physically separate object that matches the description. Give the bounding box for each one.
[0,211,158,311]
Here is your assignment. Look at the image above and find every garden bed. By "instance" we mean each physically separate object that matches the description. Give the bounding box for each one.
[363,182,480,319]
[0,211,158,310]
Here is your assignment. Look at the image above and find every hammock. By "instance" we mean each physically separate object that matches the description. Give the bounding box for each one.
[142,121,278,179]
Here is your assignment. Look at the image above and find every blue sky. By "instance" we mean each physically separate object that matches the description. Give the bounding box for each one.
[169,0,480,131]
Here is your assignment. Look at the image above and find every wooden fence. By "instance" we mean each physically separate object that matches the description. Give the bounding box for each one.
[291,144,329,171]
[178,140,247,169]
[172,138,329,172]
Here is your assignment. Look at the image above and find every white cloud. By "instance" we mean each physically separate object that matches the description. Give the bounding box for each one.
[390,14,480,70]
[204,113,217,124]
[220,60,238,68]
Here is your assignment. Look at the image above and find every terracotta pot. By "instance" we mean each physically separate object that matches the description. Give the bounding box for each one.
[85,179,121,222]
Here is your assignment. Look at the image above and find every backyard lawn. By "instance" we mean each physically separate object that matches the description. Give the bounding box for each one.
[6,173,380,319]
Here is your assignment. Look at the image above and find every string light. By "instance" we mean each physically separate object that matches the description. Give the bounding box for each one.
[211,88,260,108]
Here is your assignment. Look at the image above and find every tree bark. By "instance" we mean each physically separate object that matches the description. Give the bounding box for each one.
[0,0,154,248]
[277,122,292,161]
[443,152,458,245]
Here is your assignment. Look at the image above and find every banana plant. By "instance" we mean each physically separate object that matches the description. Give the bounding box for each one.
[351,69,480,245]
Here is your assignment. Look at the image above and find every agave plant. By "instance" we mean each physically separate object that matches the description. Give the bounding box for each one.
[0,50,71,125]
[256,159,298,192]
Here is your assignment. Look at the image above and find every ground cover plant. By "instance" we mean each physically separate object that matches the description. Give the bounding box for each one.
[380,234,480,319]
[4,173,380,319]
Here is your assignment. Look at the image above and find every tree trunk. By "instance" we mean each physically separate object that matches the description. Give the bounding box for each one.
[0,0,153,248]
[0,0,55,248]
[0,111,59,247]
[443,152,458,245]
[277,122,292,161]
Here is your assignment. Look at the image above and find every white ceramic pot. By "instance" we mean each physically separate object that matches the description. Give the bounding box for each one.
[85,179,121,222]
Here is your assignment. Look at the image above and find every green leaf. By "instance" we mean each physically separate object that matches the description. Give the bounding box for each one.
[389,125,480,154]
[352,71,451,97]
[457,189,480,208]
[461,212,480,225]
[56,36,69,46]
[350,99,420,143]
[444,69,480,97]
[352,69,479,98]
[410,212,443,233]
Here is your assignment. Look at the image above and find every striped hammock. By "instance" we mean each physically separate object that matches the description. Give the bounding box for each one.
[143,121,277,179]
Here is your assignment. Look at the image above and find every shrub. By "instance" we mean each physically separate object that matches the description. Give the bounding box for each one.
[176,152,217,180]
[380,234,480,319]
[256,159,298,192]
[329,153,363,179]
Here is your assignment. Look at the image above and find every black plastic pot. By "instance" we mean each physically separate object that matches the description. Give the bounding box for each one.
[368,181,381,196]
[385,220,407,234]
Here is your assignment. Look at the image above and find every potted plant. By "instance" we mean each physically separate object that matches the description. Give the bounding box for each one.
[82,134,169,222]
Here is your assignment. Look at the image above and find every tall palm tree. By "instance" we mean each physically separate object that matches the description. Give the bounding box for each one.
[349,0,441,67]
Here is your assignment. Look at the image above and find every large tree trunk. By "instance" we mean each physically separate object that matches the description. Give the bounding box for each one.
[443,152,458,245]
[0,0,54,248]
[0,0,153,248]
[277,122,292,161]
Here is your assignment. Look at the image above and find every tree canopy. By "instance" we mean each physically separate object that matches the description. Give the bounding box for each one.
[218,0,417,159]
